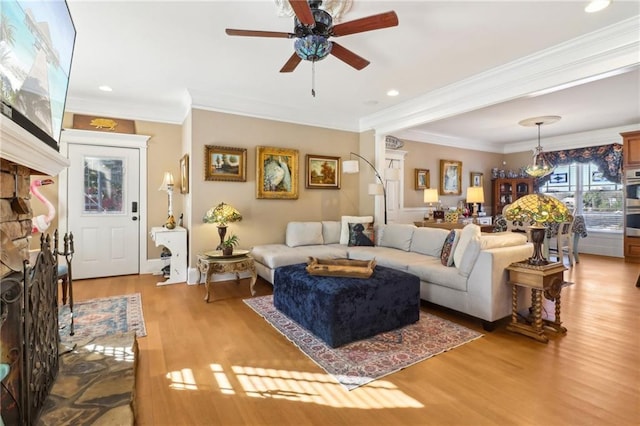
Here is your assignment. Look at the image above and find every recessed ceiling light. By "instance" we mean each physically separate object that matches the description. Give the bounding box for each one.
[585,0,611,13]
[364,100,379,106]
[387,89,399,97]
[98,85,113,92]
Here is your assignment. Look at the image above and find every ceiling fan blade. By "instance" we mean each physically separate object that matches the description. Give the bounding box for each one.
[280,53,302,73]
[330,42,370,70]
[226,28,293,38]
[289,0,315,26]
[332,11,399,37]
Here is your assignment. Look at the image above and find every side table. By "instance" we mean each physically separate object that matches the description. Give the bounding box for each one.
[197,250,257,303]
[505,261,568,343]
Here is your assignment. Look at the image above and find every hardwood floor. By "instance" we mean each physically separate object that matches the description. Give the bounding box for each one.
[68,254,639,425]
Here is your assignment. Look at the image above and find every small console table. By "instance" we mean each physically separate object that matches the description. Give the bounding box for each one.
[415,220,494,233]
[150,226,187,286]
[197,250,257,303]
[506,261,568,343]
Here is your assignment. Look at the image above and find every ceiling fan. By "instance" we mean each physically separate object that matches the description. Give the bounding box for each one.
[226,0,398,85]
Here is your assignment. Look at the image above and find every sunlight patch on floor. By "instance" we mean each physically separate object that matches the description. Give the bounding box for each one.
[166,368,198,390]
[81,344,135,362]
[224,365,423,409]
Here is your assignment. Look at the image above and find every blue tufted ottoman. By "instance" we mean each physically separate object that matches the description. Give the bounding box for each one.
[273,263,420,347]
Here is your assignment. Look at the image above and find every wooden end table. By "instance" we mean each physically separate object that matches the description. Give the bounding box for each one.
[505,261,568,343]
[197,250,257,303]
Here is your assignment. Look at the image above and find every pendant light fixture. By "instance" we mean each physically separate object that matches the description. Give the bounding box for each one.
[519,116,561,179]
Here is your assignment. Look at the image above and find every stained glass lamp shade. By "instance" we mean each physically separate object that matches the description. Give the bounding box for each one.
[294,35,332,61]
[203,202,242,249]
[505,194,572,265]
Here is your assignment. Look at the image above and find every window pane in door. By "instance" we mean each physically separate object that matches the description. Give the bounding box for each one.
[83,156,125,214]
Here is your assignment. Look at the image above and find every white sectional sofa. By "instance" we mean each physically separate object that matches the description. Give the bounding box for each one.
[250,220,533,329]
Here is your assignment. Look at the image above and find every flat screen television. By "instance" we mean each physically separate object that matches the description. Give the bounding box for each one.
[0,0,76,152]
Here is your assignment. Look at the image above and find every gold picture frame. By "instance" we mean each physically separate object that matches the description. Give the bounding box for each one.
[415,168,430,190]
[440,159,462,195]
[470,171,484,187]
[305,154,341,189]
[204,145,247,182]
[256,146,299,199]
[180,154,189,194]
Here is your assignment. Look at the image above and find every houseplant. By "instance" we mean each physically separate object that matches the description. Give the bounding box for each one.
[221,234,239,256]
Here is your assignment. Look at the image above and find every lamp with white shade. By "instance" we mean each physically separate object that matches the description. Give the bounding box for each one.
[159,171,176,229]
[423,188,439,220]
[466,186,485,221]
[343,152,390,224]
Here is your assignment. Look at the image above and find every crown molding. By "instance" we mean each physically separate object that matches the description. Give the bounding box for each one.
[188,89,358,132]
[65,93,189,125]
[360,16,640,136]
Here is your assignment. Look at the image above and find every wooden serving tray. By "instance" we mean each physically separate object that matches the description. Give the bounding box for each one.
[305,257,376,279]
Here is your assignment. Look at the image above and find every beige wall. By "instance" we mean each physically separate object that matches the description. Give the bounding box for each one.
[400,139,505,214]
[45,108,540,269]
[136,120,183,258]
[187,109,362,266]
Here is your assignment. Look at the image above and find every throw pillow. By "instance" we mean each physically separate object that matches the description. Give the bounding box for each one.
[339,215,373,244]
[348,222,375,246]
[453,224,482,267]
[440,229,460,266]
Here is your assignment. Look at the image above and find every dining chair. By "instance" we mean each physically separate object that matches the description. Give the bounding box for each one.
[549,219,575,266]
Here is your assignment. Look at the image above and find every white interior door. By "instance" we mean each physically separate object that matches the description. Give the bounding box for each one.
[68,144,140,279]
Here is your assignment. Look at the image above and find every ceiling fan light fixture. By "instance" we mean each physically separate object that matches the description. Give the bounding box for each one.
[294,35,332,61]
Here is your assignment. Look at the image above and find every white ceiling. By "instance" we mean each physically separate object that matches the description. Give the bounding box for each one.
[64,1,640,151]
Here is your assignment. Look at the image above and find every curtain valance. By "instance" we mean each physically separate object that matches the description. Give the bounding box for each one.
[536,143,623,185]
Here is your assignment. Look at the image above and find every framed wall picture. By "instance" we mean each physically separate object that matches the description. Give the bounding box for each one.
[256,146,299,199]
[415,168,430,190]
[470,171,483,187]
[180,154,189,194]
[204,145,247,182]
[440,159,462,195]
[305,154,340,189]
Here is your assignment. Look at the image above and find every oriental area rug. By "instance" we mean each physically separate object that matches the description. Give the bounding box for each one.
[244,295,483,390]
[58,293,147,342]
[38,294,146,424]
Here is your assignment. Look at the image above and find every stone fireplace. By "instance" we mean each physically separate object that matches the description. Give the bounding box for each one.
[1,120,70,424]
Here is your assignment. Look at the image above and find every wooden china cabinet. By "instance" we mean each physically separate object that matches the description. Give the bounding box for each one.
[491,178,535,218]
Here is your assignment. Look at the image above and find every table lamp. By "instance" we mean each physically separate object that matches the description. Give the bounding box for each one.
[504,194,572,266]
[203,202,243,249]
[159,172,176,229]
[423,188,439,220]
[466,186,485,222]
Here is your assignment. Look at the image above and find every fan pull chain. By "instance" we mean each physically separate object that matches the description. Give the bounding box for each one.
[311,60,316,97]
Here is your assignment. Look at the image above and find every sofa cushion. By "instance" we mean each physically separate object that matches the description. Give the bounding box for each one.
[251,244,348,269]
[453,225,483,278]
[453,224,481,267]
[340,216,373,244]
[440,229,460,266]
[480,232,528,249]
[378,223,416,251]
[322,221,342,244]
[285,222,323,247]
[347,246,425,271]
[407,259,468,292]
[410,227,450,257]
[348,222,375,246]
